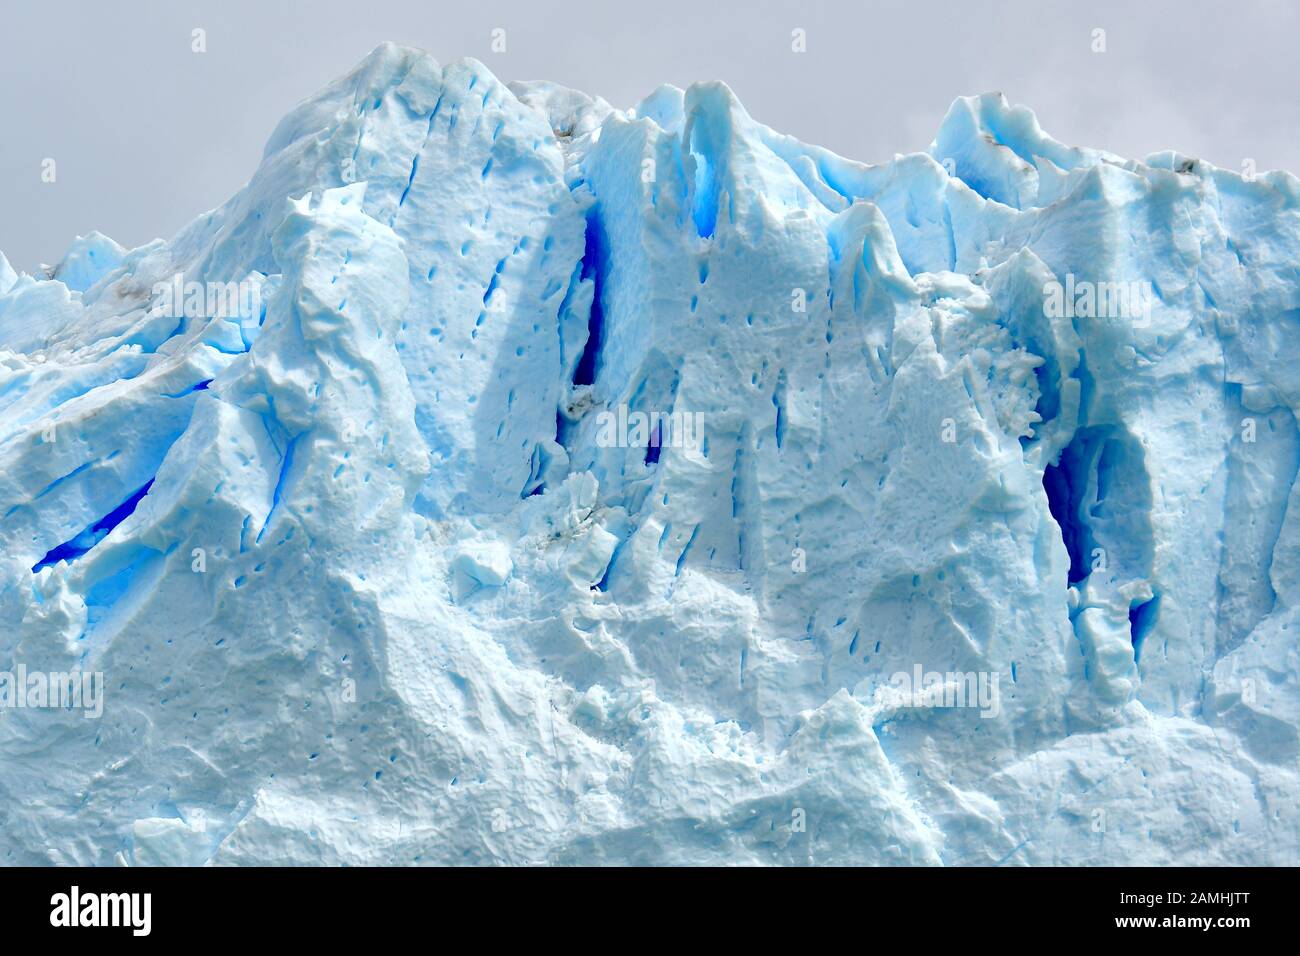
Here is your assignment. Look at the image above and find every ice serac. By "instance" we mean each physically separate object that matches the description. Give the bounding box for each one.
[0,47,1297,865]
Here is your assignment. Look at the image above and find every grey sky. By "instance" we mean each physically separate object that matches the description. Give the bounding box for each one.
[2,0,1297,271]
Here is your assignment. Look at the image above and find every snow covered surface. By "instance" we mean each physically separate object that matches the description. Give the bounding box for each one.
[2,43,1298,866]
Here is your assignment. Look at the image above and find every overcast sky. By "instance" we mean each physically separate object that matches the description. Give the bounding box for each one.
[2,0,1297,270]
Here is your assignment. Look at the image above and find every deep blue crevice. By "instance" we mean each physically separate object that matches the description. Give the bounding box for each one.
[594,532,631,592]
[1044,423,1153,589]
[32,480,155,572]
[573,213,608,387]
[688,119,719,239]
[521,439,558,498]
[258,435,300,544]
[163,379,212,399]
[1043,457,1088,584]
[481,257,507,306]
[772,370,788,450]
[1129,594,1160,663]
[1043,427,1117,585]
[645,420,662,465]
[553,410,570,450]
[35,459,98,500]
[674,524,699,577]
[398,155,420,206]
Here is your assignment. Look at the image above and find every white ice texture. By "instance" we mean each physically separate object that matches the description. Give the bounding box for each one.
[2,44,1299,866]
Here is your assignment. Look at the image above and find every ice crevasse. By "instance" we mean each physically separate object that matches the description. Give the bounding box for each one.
[1,43,1298,865]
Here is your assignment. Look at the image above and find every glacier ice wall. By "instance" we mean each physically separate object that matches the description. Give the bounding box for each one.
[1,43,1298,865]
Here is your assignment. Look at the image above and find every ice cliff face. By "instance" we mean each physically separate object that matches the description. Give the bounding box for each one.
[2,43,1298,866]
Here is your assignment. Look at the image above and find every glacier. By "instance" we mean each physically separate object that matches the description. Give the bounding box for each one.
[1,42,1298,866]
